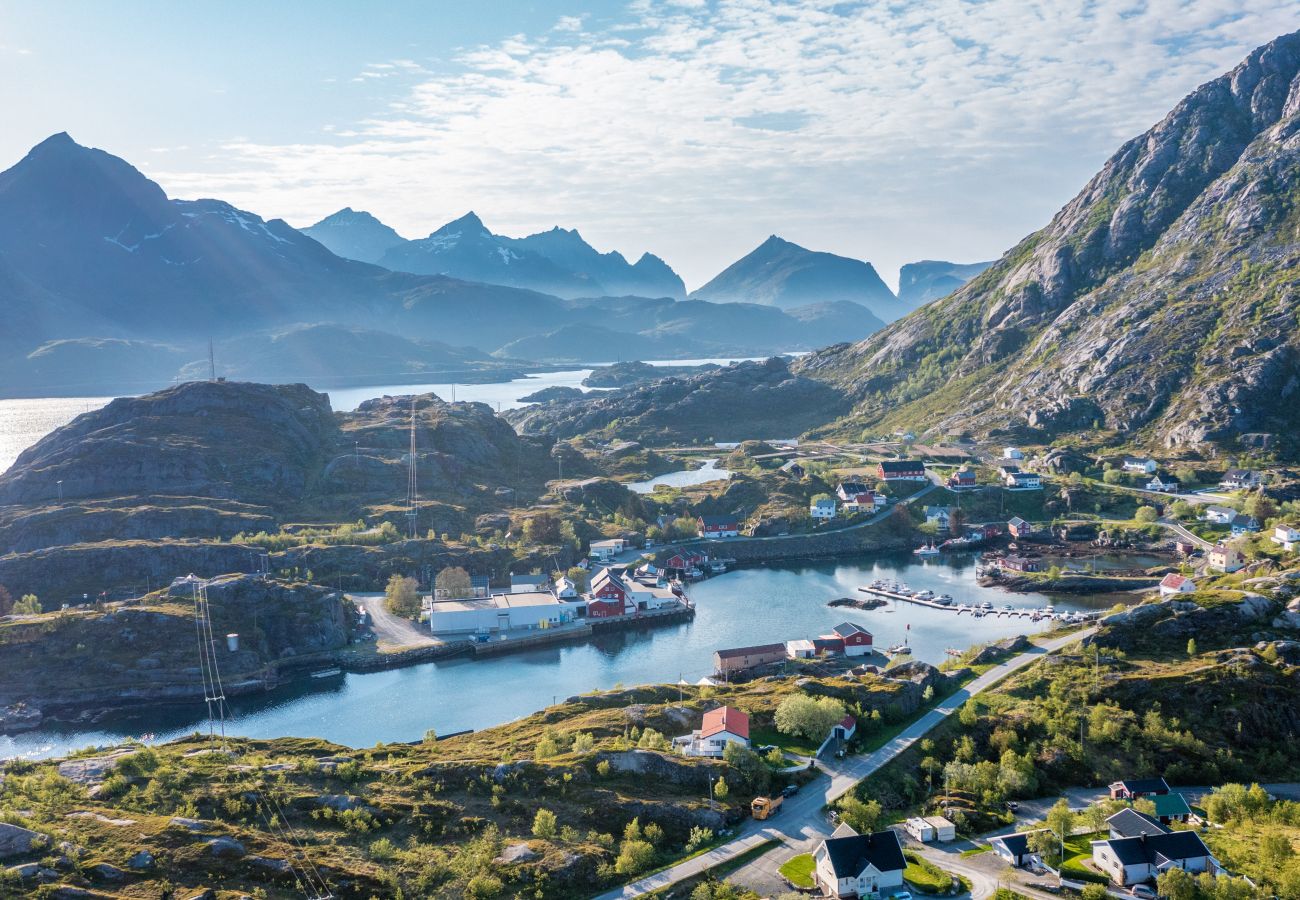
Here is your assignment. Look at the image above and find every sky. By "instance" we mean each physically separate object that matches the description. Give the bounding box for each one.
[1,1,1297,291]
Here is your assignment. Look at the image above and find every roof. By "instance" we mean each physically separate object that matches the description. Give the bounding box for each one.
[1007,516,1028,527]
[924,506,951,517]
[998,464,1022,474]
[590,538,623,549]
[1153,793,1193,818]
[839,714,856,730]
[698,514,739,527]
[821,829,907,880]
[1205,505,1236,516]
[879,459,923,473]
[1106,808,1169,839]
[429,591,560,613]
[925,816,955,829]
[591,568,628,594]
[1103,831,1212,867]
[1224,468,1254,478]
[992,831,1035,857]
[1150,471,1179,482]
[1009,471,1038,480]
[780,459,805,471]
[510,573,547,586]
[700,706,749,740]
[1159,573,1191,590]
[838,481,870,495]
[786,639,815,652]
[1231,514,1259,528]
[1112,777,1171,794]
[715,643,786,660]
[812,637,845,652]
[832,622,871,638]
[1125,456,1154,464]
[812,497,837,507]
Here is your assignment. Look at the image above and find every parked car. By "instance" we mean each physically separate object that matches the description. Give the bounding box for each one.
[781,784,799,798]
[1132,885,1157,900]
[1004,801,1019,812]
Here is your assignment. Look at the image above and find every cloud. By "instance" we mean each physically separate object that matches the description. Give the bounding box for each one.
[152,0,1300,288]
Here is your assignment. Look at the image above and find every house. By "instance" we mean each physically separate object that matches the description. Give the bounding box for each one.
[1123,457,1159,475]
[837,482,871,502]
[697,515,740,538]
[877,459,927,482]
[924,506,952,531]
[1007,516,1032,538]
[1207,542,1245,573]
[1109,777,1171,800]
[1005,471,1042,490]
[714,643,787,677]
[510,573,549,594]
[590,566,679,614]
[812,636,846,655]
[1272,524,1300,552]
[1153,792,1193,824]
[812,828,907,899]
[831,714,856,742]
[1220,468,1261,490]
[1202,506,1237,525]
[990,831,1040,867]
[786,639,816,659]
[1146,472,1181,493]
[811,497,839,521]
[1000,555,1040,573]
[664,550,707,573]
[1230,514,1260,536]
[1158,573,1195,597]
[1091,831,1217,886]
[1003,447,1024,461]
[948,469,977,490]
[780,459,806,478]
[589,538,626,562]
[997,464,1021,479]
[828,622,873,656]
[675,705,750,758]
[1107,808,1169,840]
[903,817,936,843]
[926,817,956,843]
[843,491,886,513]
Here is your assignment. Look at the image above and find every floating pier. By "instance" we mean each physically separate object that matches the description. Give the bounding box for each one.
[856,584,1092,623]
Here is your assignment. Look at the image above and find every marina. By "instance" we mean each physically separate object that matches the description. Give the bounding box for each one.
[858,579,1090,623]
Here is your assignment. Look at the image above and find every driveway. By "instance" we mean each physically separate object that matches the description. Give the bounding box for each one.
[348,591,439,650]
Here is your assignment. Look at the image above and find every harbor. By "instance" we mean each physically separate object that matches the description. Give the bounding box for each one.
[857,578,1096,623]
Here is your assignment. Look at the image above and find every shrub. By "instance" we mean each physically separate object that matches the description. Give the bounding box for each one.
[532,808,557,839]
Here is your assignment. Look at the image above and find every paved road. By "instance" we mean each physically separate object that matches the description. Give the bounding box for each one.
[1161,517,1213,552]
[593,627,1096,900]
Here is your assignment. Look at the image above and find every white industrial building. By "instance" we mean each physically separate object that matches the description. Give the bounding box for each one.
[426,590,586,635]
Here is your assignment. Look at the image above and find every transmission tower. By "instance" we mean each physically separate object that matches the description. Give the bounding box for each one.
[406,395,418,539]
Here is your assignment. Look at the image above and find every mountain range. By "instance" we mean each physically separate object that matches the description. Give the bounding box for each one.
[896,259,994,310]
[0,134,889,396]
[796,29,1300,453]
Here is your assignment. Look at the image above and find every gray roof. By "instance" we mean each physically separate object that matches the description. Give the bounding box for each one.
[1104,831,1212,867]
[1106,808,1168,839]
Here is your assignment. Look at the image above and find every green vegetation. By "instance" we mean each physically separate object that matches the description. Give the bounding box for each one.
[773,694,847,742]
[778,852,816,888]
[902,851,953,893]
[384,573,420,618]
[1197,784,1300,897]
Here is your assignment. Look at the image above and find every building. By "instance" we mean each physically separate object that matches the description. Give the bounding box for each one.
[1220,468,1261,490]
[1146,472,1181,493]
[589,538,626,562]
[470,574,491,598]
[990,831,1039,867]
[780,459,806,478]
[426,590,586,635]
[812,636,846,655]
[1153,792,1193,824]
[832,714,856,742]
[786,639,816,659]
[837,482,871,502]
[828,622,873,656]
[664,550,707,574]
[1005,471,1042,490]
[1202,506,1237,525]
[877,459,927,482]
[1109,777,1171,800]
[1123,457,1159,475]
[997,464,1021,479]
[1107,808,1169,840]
[1000,555,1040,573]
[924,506,952,530]
[590,566,679,615]
[1272,524,1300,552]
[812,828,907,899]
[1230,514,1260,536]
[811,497,839,521]
[510,573,549,594]
[1003,447,1024,461]
[714,643,787,677]
[1007,516,1032,538]
[697,515,740,538]
[926,817,957,843]
[675,705,750,757]
[948,469,977,490]
[1158,573,1196,597]
[903,817,936,842]
[1091,831,1218,886]
[843,491,886,513]
[1207,542,1245,573]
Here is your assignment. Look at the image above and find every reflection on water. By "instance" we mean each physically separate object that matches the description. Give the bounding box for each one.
[0,552,1127,760]
[628,459,732,494]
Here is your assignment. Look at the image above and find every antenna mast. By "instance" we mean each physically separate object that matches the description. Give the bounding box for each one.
[406,396,418,539]
[208,340,216,382]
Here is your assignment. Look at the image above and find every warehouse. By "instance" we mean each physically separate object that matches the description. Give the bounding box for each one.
[426,591,585,635]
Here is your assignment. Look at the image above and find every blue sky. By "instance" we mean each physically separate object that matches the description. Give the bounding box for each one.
[1,1,1296,289]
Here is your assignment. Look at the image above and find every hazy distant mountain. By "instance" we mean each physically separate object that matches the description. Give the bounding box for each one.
[377,212,686,300]
[302,208,406,264]
[896,259,993,309]
[495,323,705,364]
[690,236,900,321]
[799,30,1300,452]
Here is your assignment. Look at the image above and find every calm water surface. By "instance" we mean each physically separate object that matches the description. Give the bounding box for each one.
[0,554,1116,760]
[628,459,733,494]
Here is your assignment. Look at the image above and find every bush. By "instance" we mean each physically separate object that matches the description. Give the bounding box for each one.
[532,807,557,839]
[615,839,656,875]
[774,694,847,741]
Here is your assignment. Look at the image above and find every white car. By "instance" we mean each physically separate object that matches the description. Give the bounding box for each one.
[1132,885,1157,900]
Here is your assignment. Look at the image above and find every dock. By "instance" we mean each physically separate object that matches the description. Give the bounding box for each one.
[856,585,1091,622]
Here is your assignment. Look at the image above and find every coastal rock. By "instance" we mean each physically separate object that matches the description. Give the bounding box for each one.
[967,635,1031,665]
[518,386,586,403]
[0,702,42,732]
[57,750,136,786]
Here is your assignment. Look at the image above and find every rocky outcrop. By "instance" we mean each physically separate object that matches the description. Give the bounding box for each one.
[581,361,718,388]
[0,823,48,858]
[798,31,1300,454]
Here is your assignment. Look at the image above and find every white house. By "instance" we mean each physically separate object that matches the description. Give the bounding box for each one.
[1272,524,1300,552]
[812,828,907,899]
[1090,832,1218,886]
[811,497,839,521]
[1207,542,1245,574]
[1005,471,1042,490]
[786,639,816,659]
[675,706,750,758]
[1202,506,1237,525]
[1219,468,1261,490]
[1002,447,1024,461]
[1146,472,1181,493]
[510,573,549,594]
[589,538,626,562]
[1123,457,1159,475]
[924,506,952,530]
[990,831,1039,867]
[1158,573,1196,596]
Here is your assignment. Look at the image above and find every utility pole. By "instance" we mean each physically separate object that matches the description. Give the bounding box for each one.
[208,340,216,382]
[406,396,418,540]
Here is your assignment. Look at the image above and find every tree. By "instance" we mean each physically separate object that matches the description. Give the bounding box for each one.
[774,694,847,741]
[1081,803,1108,835]
[1103,469,1123,485]
[713,777,729,800]
[1260,831,1294,873]
[670,517,699,539]
[13,594,41,615]
[564,566,589,592]
[434,566,471,600]
[384,575,420,619]
[1135,505,1159,524]
[1157,867,1198,900]
[1028,828,1060,866]
[1170,500,1195,520]
[1187,638,1197,657]
[838,795,882,833]
[1245,493,1278,522]
[532,808,558,839]
[524,513,562,545]
[615,839,656,875]
[0,585,12,617]
[1080,884,1108,900]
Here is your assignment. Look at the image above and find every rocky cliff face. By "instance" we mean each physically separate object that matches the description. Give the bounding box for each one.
[506,357,851,443]
[799,32,1300,453]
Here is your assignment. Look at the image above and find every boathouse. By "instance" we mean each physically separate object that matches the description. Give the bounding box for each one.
[714,642,786,677]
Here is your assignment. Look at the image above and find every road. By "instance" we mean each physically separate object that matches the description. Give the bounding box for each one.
[348,590,439,650]
[593,627,1096,899]
[1161,517,1213,552]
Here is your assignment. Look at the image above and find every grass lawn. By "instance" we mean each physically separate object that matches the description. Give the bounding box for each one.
[959,846,989,858]
[903,851,954,893]
[749,726,822,757]
[1059,832,1109,883]
[779,853,816,888]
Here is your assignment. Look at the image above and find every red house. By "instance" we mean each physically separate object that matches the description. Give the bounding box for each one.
[697,515,740,538]
[586,596,625,618]
[827,622,873,656]
[948,469,977,490]
[877,459,927,482]
[664,550,706,572]
[588,568,631,618]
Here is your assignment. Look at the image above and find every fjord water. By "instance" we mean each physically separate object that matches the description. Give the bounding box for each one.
[628,458,732,493]
[0,554,1115,760]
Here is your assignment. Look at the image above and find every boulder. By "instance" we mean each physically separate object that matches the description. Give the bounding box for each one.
[0,822,47,859]
[494,843,540,865]
[89,862,127,882]
[127,850,155,871]
[169,817,211,832]
[205,836,245,859]
[56,750,136,786]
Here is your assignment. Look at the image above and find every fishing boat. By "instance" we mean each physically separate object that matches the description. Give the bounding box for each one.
[888,644,912,655]
[935,594,954,605]
[915,589,935,600]
[914,543,941,557]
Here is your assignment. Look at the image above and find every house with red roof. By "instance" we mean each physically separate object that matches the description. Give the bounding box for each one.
[1158,573,1196,597]
[674,705,751,758]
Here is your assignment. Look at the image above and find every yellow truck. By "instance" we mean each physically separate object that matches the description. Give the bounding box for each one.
[751,795,784,820]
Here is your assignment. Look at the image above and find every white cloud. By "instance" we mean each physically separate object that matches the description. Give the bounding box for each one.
[152,0,1300,289]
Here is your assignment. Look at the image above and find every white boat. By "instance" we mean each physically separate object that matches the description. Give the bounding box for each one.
[914,590,935,600]
[914,544,941,557]
[888,644,912,655]
[980,600,993,610]
[935,594,953,605]
[1044,605,1055,614]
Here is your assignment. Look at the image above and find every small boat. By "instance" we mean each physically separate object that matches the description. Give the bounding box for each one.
[1044,605,1055,614]
[980,600,993,610]
[888,644,912,655]
[1002,604,1013,612]
[914,544,940,557]
[915,590,935,600]
[935,594,953,605]
[311,667,343,679]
